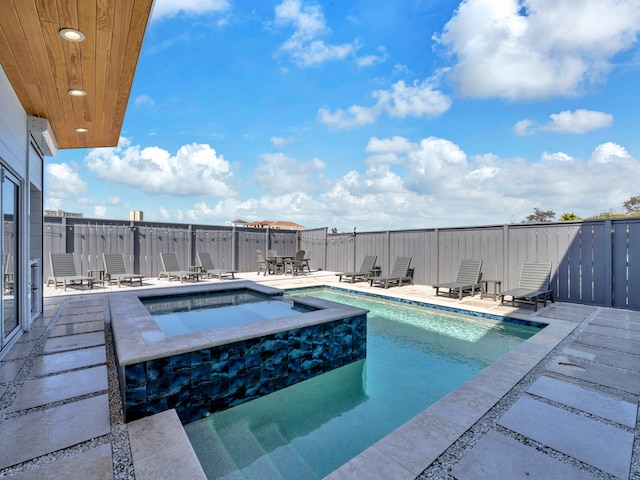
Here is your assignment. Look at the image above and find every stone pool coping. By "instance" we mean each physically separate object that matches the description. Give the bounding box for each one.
[109,281,368,366]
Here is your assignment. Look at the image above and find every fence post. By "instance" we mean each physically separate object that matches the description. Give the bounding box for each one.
[604,219,613,308]
[503,224,510,291]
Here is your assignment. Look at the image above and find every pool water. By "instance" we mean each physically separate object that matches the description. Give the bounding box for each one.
[141,290,309,337]
[185,287,541,479]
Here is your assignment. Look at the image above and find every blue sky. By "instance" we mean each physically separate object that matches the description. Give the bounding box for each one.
[46,0,640,231]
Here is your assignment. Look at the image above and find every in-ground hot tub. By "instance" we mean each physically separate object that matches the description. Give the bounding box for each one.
[109,281,368,424]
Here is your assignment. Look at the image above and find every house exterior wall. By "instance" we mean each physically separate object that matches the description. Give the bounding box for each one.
[0,65,44,356]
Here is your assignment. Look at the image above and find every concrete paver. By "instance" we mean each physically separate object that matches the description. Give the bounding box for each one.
[30,346,106,376]
[527,375,637,427]
[452,430,597,480]
[0,395,110,469]
[8,366,108,412]
[548,355,640,394]
[43,331,105,353]
[498,396,634,479]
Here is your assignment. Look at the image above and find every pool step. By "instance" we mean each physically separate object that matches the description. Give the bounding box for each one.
[215,420,287,479]
[253,423,319,479]
[185,418,242,480]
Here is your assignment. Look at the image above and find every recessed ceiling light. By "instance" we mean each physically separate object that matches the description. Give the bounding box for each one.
[75,128,88,133]
[68,89,86,97]
[59,28,85,42]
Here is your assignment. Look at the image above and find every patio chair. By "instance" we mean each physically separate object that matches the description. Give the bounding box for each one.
[158,252,201,283]
[336,255,378,283]
[369,256,413,288]
[103,253,144,287]
[196,252,236,280]
[433,259,483,300]
[284,250,308,276]
[267,249,285,274]
[256,249,275,275]
[500,262,554,311]
[46,253,94,291]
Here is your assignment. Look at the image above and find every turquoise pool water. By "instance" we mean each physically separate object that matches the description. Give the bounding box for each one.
[141,290,309,337]
[185,287,541,479]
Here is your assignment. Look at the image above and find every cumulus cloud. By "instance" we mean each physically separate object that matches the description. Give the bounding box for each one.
[274,0,360,66]
[318,78,451,128]
[435,0,640,100]
[515,109,614,135]
[152,0,230,20]
[270,136,294,147]
[356,46,389,68]
[254,153,325,194]
[46,163,87,207]
[85,137,235,197]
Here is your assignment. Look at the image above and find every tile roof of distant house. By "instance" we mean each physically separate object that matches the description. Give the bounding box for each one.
[244,220,305,230]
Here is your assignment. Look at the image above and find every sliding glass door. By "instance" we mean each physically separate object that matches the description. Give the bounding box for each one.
[1,167,19,347]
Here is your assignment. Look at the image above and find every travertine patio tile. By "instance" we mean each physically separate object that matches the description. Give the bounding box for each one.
[452,430,596,480]
[325,443,414,480]
[128,409,206,480]
[43,331,105,353]
[498,396,633,479]
[8,444,113,480]
[590,316,640,332]
[527,375,637,427]
[548,356,640,394]
[30,346,106,376]
[0,395,110,469]
[9,366,107,411]
[49,320,104,337]
[538,307,594,322]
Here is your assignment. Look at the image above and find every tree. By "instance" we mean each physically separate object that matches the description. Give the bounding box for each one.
[558,212,582,221]
[525,208,555,223]
[623,195,640,216]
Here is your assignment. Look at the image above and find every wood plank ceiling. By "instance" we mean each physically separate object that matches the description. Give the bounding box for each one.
[0,0,154,150]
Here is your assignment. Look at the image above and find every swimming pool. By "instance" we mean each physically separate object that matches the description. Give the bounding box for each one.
[185,287,542,479]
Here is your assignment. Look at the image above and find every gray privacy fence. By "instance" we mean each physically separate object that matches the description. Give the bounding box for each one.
[44,216,640,310]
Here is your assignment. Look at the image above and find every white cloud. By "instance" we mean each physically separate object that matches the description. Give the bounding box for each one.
[275,0,359,66]
[270,136,294,147]
[85,137,235,197]
[543,109,614,134]
[356,46,389,68]
[435,0,640,100]
[590,142,631,164]
[45,163,87,207]
[318,78,451,129]
[254,153,325,194]
[152,0,230,20]
[134,94,155,107]
[93,206,107,218]
[515,109,614,135]
[366,136,419,154]
[513,119,536,136]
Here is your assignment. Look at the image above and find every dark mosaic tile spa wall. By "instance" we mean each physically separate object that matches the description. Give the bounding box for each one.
[121,314,367,424]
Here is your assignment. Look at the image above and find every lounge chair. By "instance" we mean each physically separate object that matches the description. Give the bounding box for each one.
[103,253,144,287]
[500,262,554,311]
[433,259,483,300]
[336,255,378,283]
[370,256,413,288]
[158,252,201,283]
[196,252,236,280]
[46,253,94,291]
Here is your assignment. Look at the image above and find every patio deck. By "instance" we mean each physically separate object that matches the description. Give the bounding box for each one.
[0,271,638,479]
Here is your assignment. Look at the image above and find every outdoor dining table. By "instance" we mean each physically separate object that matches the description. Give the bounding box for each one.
[266,255,311,275]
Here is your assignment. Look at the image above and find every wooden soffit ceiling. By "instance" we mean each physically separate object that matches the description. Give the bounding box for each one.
[0,0,154,150]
